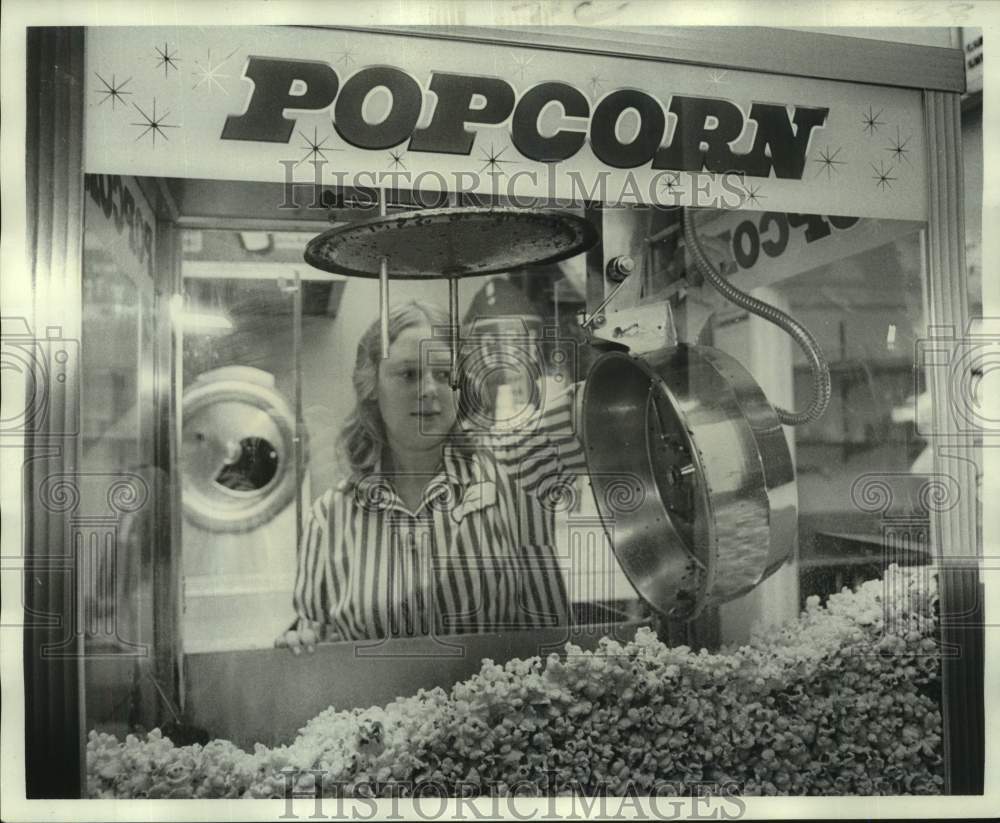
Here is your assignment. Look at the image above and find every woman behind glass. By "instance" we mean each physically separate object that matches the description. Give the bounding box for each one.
[278,300,585,651]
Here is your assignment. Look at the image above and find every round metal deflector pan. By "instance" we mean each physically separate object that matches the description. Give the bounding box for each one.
[304,207,599,279]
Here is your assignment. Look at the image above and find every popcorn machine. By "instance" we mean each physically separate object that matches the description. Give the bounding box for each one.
[17,21,984,802]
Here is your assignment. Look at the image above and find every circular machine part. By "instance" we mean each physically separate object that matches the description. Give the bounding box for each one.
[181,368,306,533]
[304,207,599,279]
[582,345,797,619]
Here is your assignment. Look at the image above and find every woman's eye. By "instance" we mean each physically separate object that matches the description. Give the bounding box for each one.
[433,369,451,383]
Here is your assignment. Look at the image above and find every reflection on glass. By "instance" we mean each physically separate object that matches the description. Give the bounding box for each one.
[780,225,932,601]
[81,183,159,738]
[681,212,938,610]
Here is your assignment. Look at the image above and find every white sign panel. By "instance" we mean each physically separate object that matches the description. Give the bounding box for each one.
[85,26,927,220]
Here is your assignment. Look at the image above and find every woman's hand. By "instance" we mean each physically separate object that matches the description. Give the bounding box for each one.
[274,625,319,655]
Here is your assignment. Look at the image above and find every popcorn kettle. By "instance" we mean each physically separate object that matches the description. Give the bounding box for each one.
[581,209,831,618]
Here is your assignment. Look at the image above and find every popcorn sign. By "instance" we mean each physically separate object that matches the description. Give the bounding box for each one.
[84,26,927,220]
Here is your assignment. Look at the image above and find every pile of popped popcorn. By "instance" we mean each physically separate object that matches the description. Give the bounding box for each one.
[88,565,942,798]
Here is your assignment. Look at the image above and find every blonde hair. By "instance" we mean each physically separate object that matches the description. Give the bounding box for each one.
[338,300,452,482]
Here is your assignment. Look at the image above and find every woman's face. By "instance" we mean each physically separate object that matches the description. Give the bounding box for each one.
[377,324,458,455]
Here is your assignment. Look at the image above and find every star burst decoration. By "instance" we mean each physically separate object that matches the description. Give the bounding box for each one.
[154,42,180,78]
[870,160,897,192]
[387,149,407,170]
[334,42,357,69]
[477,142,516,175]
[659,172,683,198]
[297,127,339,165]
[93,72,132,110]
[707,69,729,85]
[861,104,885,136]
[588,75,605,99]
[741,182,766,208]
[813,145,846,180]
[510,53,534,82]
[131,99,180,146]
[192,48,237,94]
[885,125,912,165]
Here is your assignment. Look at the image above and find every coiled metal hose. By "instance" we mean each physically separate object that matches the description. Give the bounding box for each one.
[682,209,831,426]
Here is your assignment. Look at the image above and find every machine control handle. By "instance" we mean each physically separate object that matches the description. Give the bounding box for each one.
[580,275,631,330]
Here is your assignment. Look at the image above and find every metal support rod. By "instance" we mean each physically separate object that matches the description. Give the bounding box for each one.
[379,256,390,358]
[447,188,461,387]
[171,286,186,713]
[448,276,460,389]
[379,190,390,359]
[291,269,304,563]
[554,280,560,333]
[645,223,681,246]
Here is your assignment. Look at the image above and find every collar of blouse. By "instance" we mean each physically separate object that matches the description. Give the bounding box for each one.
[343,442,499,520]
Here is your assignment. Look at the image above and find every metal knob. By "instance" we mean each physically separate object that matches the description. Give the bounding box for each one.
[606,255,635,283]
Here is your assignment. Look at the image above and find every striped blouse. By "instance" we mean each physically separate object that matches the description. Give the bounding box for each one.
[292,383,587,641]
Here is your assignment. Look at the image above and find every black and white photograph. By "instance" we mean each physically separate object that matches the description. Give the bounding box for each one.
[0,1,996,819]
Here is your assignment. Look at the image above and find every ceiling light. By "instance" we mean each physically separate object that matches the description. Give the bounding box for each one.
[239,232,272,253]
